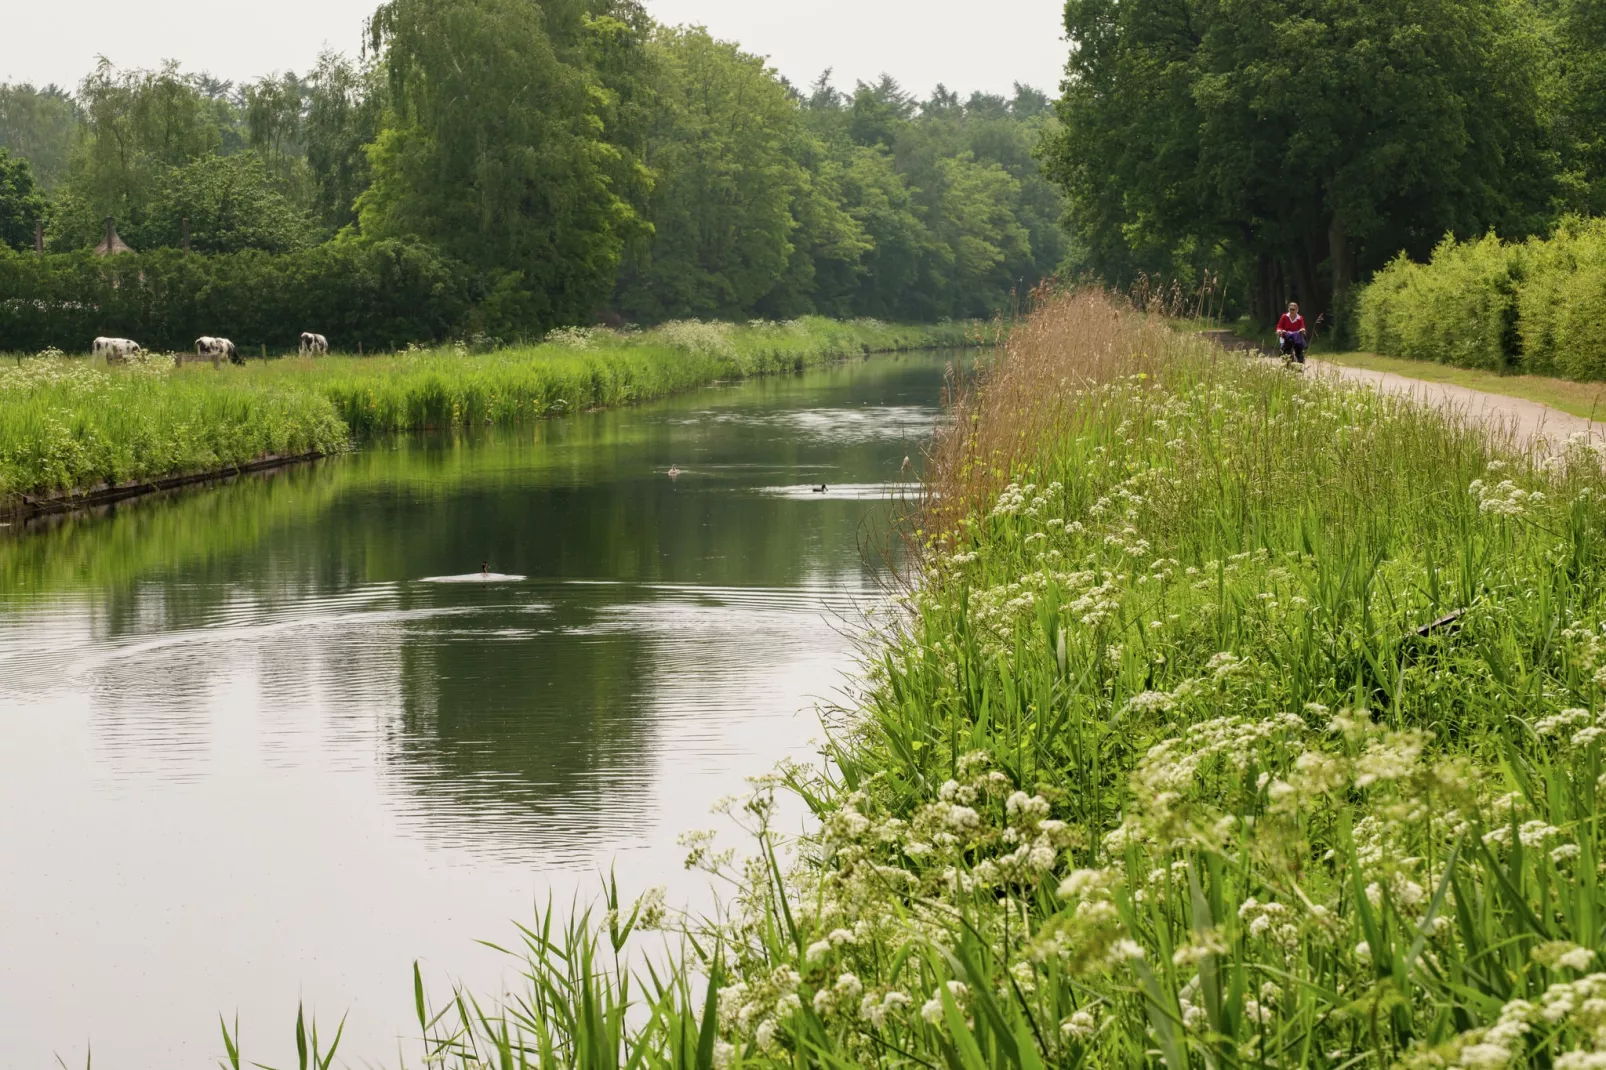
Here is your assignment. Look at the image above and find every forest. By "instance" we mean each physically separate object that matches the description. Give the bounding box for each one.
[0,0,1064,346]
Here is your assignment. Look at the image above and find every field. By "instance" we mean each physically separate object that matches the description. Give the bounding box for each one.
[0,317,975,508]
[270,289,1606,1070]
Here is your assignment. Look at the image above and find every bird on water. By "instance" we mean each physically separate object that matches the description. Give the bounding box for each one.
[667,465,682,478]
[812,484,827,493]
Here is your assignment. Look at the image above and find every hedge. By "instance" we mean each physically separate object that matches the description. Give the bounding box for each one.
[1354,218,1606,380]
[0,240,485,354]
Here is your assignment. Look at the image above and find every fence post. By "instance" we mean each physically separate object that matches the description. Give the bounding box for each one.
[260,343,267,362]
[34,220,43,257]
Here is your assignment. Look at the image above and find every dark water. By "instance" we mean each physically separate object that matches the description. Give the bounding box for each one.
[0,351,957,1068]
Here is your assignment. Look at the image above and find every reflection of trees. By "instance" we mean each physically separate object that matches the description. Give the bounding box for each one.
[381,585,658,853]
[0,351,957,848]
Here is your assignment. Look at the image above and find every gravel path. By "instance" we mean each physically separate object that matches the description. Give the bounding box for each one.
[1304,358,1598,452]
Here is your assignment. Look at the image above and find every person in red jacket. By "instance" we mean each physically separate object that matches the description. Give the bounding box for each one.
[1276,302,1308,364]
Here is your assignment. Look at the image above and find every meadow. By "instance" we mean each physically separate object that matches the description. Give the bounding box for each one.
[267,289,1606,1070]
[0,317,974,508]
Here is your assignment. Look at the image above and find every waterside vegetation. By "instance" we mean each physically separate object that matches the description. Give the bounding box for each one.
[269,289,1606,1069]
[0,317,972,509]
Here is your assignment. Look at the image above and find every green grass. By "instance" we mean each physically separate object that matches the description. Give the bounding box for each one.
[0,317,975,506]
[334,292,1606,1069]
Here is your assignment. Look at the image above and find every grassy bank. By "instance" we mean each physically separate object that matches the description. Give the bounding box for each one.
[297,290,1606,1070]
[0,317,973,506]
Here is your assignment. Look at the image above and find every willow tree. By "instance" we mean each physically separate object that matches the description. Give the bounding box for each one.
[360,0,653,333]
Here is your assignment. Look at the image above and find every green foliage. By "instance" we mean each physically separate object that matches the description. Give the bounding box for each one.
[801,75,1064,320]
[0,241,478,353]
[1044,0,1559,325]
[1357,219,1606,381]
[302,52,385,232]
[0,148,45,251]
[0,356,348,500]
[0,82,77,190]
[1356,234,1524,370]
[59,60,227,238]
[360,0,653,335]
[0,316,970,502]
[0,26,1065,328]
[614,28,869,322]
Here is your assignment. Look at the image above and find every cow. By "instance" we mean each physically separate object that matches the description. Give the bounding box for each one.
[196,336,242,365]
[92,337,141,364]
[299,332,329,356]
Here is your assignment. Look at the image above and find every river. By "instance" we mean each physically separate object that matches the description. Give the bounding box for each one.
[0,350,957,1068]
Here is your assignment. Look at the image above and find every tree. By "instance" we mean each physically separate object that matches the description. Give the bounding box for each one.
[302,52,385,232]
[0,83,79,190]
[55,60,232,243]
[1044,0,1558,323]
[243,71,314,207]
[360,0,653,333]
[0,149,45,251]
[614,26,867,320]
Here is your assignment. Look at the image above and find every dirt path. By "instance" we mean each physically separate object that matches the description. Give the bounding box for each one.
[1308,358,1598,451]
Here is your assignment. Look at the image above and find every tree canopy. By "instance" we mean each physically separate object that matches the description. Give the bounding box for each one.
[1043,0,1563,323]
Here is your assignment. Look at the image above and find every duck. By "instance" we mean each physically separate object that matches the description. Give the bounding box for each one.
[812,484,827,493]
[667,465,682,478]
[481,560,490,575]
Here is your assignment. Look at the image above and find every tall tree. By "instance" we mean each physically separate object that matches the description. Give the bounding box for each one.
[0,83,79,190]
[615,27,867,320]
[1044,0,1558,323]
[0,149,46,251]
[302,52,385,232]
[360,0,653,332]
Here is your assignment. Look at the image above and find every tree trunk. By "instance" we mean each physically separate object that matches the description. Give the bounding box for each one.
[1329,214,1352,313]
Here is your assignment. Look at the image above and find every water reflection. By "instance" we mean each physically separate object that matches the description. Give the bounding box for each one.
[0,351,959,1068]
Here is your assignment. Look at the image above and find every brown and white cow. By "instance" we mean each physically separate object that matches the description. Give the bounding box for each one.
[92,337,141,364]
[196,336,242,365]
[299,332,329,356]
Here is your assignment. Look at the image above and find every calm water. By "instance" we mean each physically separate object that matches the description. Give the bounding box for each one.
[0,351,957,1068]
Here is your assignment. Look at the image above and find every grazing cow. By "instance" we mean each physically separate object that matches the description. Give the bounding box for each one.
[196,336,242,365]
[299,332,329,356]
[92,337,141,364]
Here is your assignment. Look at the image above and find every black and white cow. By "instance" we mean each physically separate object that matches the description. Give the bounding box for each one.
[92,337,141,363]
[196,336,242,365]
[299,332,329,356]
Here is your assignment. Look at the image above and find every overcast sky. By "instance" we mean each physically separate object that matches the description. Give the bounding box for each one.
[2,0,1068,100]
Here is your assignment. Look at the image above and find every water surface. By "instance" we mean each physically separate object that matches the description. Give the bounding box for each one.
[0,351,955,1068]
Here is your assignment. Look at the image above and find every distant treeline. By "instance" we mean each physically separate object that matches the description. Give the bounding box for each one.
[0,2,1064,346]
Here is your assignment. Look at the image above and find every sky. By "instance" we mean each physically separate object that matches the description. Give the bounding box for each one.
[1,0,1068,101]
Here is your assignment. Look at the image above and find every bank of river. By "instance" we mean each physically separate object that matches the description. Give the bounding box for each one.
[0,350,959,1068]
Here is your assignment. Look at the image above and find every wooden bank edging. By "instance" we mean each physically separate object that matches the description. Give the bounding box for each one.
[1,451,328,524]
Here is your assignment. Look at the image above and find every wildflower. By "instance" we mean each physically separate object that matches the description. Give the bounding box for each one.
[1060,1009,1097,1040]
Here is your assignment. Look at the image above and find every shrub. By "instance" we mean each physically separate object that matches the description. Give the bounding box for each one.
[1354,232,1520,370]
[0,240,481,354]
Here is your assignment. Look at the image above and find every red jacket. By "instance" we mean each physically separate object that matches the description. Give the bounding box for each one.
[1277,313,1306,335]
